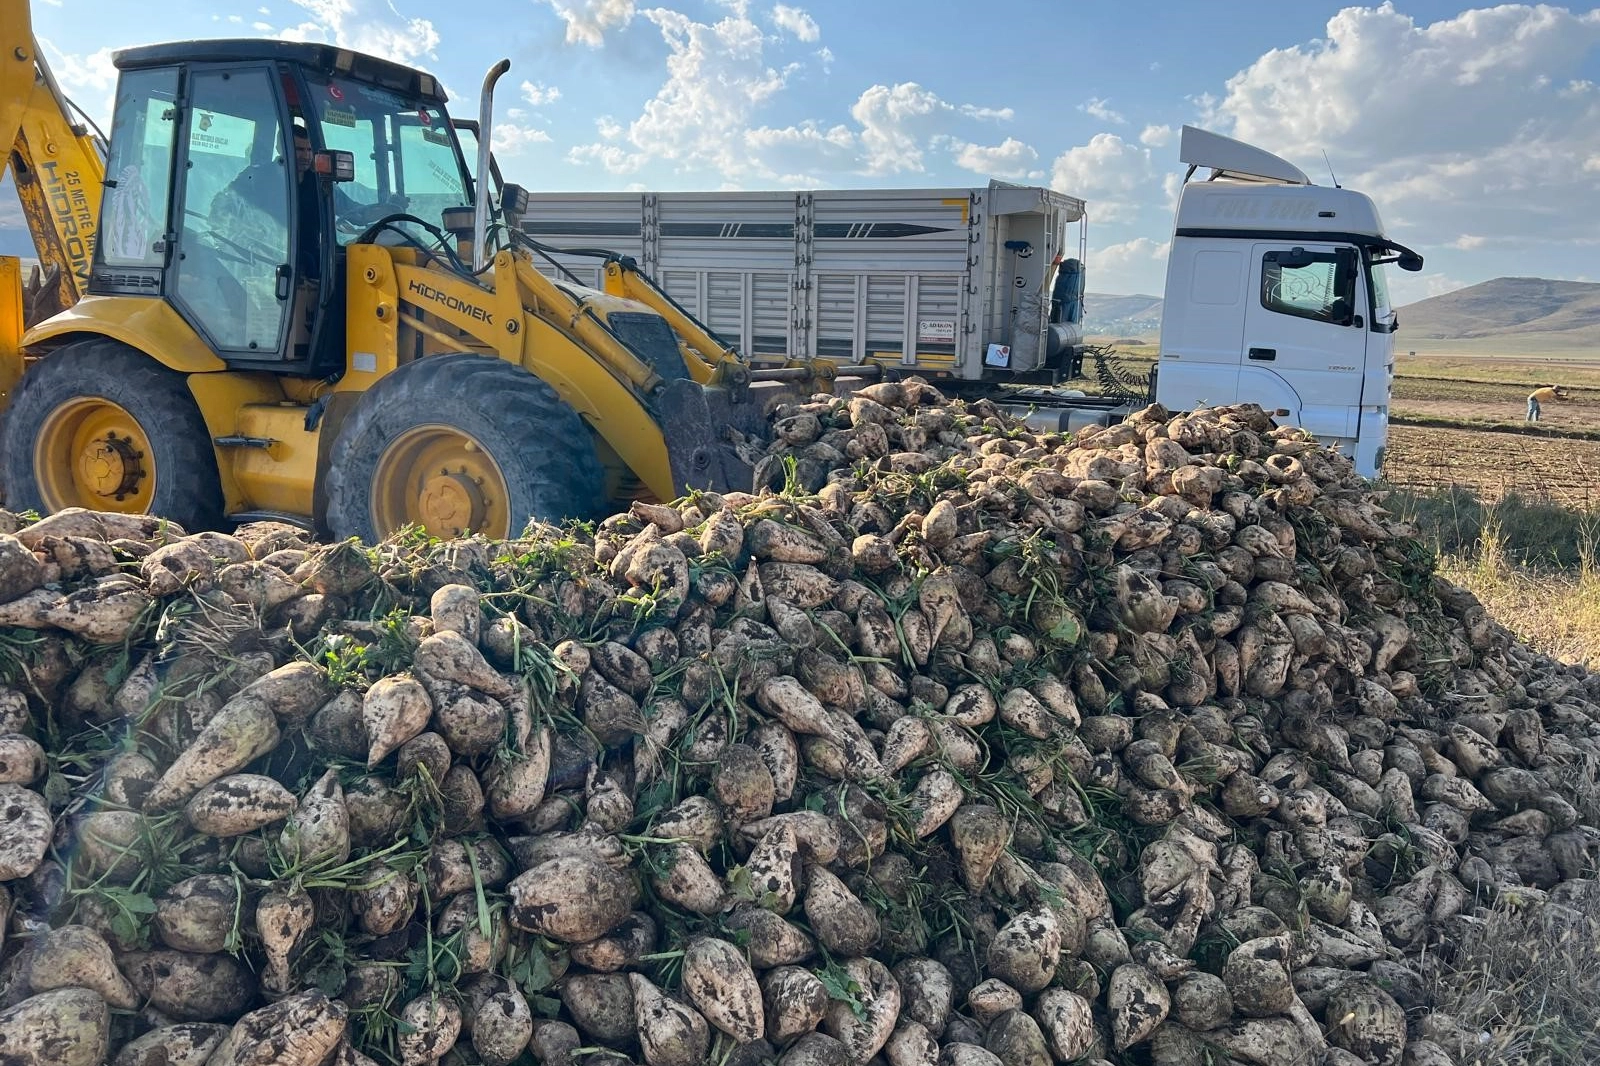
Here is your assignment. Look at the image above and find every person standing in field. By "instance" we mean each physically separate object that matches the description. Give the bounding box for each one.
[1527,385,1567,422]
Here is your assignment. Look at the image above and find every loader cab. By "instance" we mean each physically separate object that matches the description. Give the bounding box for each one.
[88,40,472,376]
[1153,127,1422,478]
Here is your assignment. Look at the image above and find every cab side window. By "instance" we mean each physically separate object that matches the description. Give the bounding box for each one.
[100,68,180,269]
[1261,249,1355,325]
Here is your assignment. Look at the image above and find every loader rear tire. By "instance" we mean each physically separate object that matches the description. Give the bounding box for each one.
[323,354,606,542]
[0,339,224,530]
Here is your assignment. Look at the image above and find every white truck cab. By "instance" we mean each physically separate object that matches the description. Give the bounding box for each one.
[1154,126,1423,477]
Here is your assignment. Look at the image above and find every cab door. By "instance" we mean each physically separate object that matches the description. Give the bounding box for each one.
[1239,243,1368,441]
[168,65,295,360]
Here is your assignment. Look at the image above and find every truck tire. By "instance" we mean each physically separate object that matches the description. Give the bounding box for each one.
[0,339,224,530]
[322,354,606,542]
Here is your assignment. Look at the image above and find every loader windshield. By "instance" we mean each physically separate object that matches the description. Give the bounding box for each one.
[302,74,470,242]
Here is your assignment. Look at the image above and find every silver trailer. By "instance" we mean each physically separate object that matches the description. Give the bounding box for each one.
[518,181,1089,383]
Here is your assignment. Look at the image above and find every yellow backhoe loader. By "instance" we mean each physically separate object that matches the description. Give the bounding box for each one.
[1,1,867,541]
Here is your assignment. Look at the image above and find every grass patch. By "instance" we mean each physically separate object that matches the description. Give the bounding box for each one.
[1427,881,1600,1066]
[1384,485,1600,667]
[1437,546,1600,670]
[1385,485,1600,569]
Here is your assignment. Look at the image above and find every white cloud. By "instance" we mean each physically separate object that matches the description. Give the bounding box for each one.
[951,137,1039,179]
[849,83,1013,174]
[1451,234,1488,250]
[1079,97,1125,124]
[960,105,1014,123]
[562,0,1012,186]
[1049,133,1155,222]
[568,3,799,176]
[1209,3,1600,260]
[815,45,834,71]
[771,4,820,42]
[275,0,442,67]
[521,81,562,107]
[1139,124,1174,148]
[35,42,117,126]
[1088,237,1170,295]
[536,0,636,47]
[492,122,554,155]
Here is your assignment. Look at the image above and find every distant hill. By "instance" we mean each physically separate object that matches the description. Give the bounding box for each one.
[1084,292,1163,338]
[1396,277,1600,343]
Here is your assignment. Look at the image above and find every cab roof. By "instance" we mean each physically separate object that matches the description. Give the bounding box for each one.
[111,38,448,104]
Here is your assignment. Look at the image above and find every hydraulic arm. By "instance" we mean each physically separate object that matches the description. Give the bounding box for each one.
[1,0,106,355]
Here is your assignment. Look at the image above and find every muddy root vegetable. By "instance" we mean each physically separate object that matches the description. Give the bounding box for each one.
[1108,963,1170,1051]
[256,886,315,996]
[364,675,433,768]
[121,950,257,1021]
[155,875,241,954]
[631,973,710,1066]
[397,995,461,1066]
[763,966,829,1045]
[473,989,535,1066]
[804,864,880,956]
[279,767,350,868]
[683,936,764,1043]
[207,990,348,1066]
[509,855,638,943]
[821,957,900,1062]
[145,696,281,811]
[0,987,109,1066]
[0,784,51,880]
[111,1023,228,1066]
[949,804,1009,892]
[28,925,138,1009]
[184,774,297,837]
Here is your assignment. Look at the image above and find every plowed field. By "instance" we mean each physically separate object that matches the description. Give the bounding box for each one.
[1384,424,1600,506]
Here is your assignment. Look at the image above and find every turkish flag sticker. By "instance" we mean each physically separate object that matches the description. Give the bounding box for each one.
[328,84,344,100]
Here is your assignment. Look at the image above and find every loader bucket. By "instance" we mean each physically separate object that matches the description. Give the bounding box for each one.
[657,365,881,498]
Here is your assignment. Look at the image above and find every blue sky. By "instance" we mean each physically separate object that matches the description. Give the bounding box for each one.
[11,0,1600,302]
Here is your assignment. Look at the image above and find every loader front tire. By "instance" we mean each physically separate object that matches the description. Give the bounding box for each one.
[323,355,606,542]
[0,339,224,530]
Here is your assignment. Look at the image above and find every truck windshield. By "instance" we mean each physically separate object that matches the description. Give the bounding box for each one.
[301,74,470,243]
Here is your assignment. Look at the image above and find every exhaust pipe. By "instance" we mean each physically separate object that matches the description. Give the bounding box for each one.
[472,59,511,272]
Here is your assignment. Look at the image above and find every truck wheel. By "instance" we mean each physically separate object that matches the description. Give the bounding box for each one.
[0,339,224,529]
[322,354,606,542]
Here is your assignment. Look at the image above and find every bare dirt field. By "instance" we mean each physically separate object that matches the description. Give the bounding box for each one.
[1382,424,1600,506]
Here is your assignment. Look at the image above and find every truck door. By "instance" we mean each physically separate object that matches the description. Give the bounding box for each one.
[169,65,295,360]
[1240,242,1367,447]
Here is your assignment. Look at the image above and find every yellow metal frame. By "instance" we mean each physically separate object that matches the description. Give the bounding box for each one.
[22,297,227,373]
[1,0,105,317]
[0,258,21,403]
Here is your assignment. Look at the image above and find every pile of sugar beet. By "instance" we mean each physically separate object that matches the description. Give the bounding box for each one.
[0,383,1595,1066]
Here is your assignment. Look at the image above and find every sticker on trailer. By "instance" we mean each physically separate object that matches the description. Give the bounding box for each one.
[918,319,956,344]
[985,343,1011,368]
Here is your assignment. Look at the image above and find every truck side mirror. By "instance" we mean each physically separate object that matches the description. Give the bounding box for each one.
[1397,252,1424,272]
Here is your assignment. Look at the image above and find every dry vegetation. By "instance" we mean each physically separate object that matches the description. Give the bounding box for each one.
[1424,879,1600,1066]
